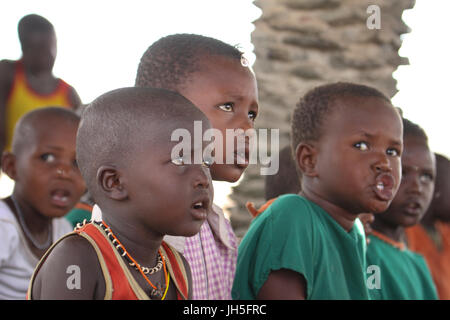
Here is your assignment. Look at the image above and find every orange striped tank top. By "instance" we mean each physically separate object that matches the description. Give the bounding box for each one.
[27,222,189,300]
[5,60,73,151]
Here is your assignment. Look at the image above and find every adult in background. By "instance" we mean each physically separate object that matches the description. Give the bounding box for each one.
[0,14,81,166]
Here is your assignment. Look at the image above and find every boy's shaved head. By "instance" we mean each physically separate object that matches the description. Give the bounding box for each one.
[18,14,54,45]
[291,82,392,153]
[12,107,80,155]
[135,33,244,91]
[76,87,209,198]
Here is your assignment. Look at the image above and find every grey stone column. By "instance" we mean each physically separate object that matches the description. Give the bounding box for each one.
[229,0,415,238]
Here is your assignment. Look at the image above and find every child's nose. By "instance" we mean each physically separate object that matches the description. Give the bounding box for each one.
[407,174,423,194]
[236,112,254,132]
[55,163,73,179]
[193,165,211,189]
[372,154,391,173]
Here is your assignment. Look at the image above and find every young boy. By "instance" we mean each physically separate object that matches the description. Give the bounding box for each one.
[0,14,81,163]
[135,34,259,299]
[405,153,450,299]
[27,87,214,300]
[366,118,437,299]
[232,82,403,300]
[0,107,85,299]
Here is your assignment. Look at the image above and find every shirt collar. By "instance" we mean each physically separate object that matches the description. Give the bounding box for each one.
[207,203,234,250]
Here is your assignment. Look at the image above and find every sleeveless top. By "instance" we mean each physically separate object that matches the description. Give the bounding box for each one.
[4,60,73,151]
[27,222,189,300]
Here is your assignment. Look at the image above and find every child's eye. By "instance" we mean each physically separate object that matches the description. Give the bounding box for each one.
[41,153,56,163]
[248,110,257,121]
[218,103,234,112]
[386,148,400,157]
[202,156,215,168]
[171,157,185,166]
[420,173,434,183]
[354,142,369,151]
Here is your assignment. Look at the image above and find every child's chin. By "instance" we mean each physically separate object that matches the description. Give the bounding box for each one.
[45,207,72,219]
[366,201,391,214]
[174,222,205,237]
[177,229,202,238]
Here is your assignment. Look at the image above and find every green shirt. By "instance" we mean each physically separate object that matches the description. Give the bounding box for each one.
[366,234,437,300]
[232,194,370,300]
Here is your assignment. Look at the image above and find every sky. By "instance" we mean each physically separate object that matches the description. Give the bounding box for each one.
[0,0,261,103]
[392,0,450,159]
[1,0,449,203]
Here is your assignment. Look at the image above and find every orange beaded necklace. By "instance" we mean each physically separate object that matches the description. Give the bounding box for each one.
[97,220,170,299]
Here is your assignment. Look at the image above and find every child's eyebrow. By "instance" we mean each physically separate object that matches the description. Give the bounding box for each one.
[223,92,258,106]
[41,145,65,151]
[222,92,246,102]
[404,163,435,173]
[390,140,403,147]
[355,132,402,146]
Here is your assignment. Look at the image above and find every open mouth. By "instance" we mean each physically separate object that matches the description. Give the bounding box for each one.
[404,201,422,216]
[190,196,210,220]
[192,201,205,210]
[50,189,71,208]
[373,173,395,201]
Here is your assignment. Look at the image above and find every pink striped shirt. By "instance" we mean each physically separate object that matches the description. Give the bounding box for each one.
[164,204,237,300]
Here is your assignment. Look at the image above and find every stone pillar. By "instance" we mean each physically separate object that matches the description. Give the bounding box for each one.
[229,0,415,238]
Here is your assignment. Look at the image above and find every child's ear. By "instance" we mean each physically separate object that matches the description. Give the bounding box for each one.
[97,165,128,201]
[1,152,18,181]
[295,142,318,177]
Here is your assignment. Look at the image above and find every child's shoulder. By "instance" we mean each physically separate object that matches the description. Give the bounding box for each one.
[0,199,14,218]
[403,247,430,267]
[0,60,16,82]
[264,194,321,221]
[250,194,322,236]
[368,233,428,263]
[0,59,16,70]
[0,200,20,251]
[30,232,105,299]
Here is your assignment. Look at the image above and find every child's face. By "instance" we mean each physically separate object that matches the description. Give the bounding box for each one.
[12,117,86,218]
[178,56,259,182]
[378,135,435,227]
[124,123,214,237]
[312,96,403,215]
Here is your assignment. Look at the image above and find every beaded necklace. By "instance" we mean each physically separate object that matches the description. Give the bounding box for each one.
[94,220,170,299]
[11,195,53,250]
